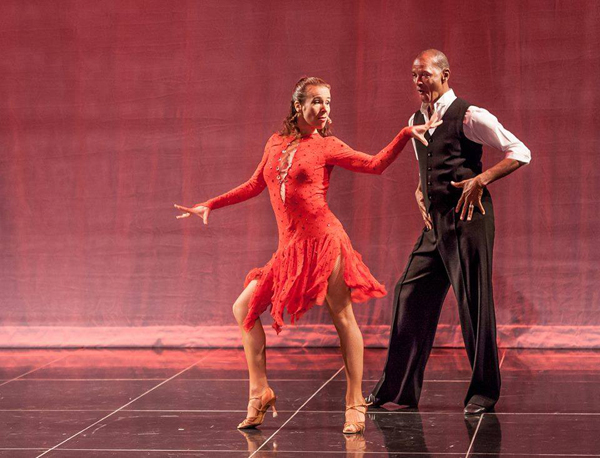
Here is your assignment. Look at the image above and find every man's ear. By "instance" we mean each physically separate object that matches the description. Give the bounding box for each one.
[442,68,450,84]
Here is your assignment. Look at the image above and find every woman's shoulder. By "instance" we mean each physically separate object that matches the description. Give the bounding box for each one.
[322,135,349,149]
[266,132,289,148]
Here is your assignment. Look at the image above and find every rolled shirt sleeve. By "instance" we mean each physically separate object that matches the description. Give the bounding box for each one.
[464,106,531,164]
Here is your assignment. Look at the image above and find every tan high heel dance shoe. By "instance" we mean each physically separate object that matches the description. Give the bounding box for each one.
[237,387,278,429]
[343,403,370,434]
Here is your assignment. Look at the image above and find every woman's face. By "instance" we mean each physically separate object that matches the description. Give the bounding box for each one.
[296,85,331,130]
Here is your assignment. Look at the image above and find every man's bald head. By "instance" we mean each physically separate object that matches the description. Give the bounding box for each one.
[416,49,450,72]
[411,49,451,105]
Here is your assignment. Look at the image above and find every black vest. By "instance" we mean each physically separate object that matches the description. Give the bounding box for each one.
[414,97,487,212]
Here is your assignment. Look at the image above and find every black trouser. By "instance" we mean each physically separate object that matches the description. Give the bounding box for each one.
[372,197,500,408]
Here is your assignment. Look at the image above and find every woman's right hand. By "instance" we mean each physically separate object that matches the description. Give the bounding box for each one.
[174,204,210,225]
[409,111,443,146]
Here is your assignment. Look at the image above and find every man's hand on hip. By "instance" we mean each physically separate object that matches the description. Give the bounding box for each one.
[451,177,486,221]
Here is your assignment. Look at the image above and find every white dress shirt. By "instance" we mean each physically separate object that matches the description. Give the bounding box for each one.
[408,89,531,164]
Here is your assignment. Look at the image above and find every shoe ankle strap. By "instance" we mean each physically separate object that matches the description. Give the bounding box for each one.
[345,403,370,413]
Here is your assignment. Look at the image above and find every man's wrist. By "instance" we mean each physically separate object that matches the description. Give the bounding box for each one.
[476,174,489,187]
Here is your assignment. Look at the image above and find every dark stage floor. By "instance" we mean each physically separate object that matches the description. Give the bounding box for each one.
[1,347,599,457]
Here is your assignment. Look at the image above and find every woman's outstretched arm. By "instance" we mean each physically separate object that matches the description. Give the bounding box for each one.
[174,135,275,222]
[325,113,441,174]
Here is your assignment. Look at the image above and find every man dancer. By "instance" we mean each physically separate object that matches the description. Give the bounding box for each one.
[367,49,531,414]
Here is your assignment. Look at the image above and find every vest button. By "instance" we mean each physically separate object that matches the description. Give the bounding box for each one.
[427,181,432,186]
[427,153,432,157]
[427,167,432,171]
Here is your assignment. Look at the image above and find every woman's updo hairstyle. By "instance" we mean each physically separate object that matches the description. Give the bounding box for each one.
[280,76,333,138]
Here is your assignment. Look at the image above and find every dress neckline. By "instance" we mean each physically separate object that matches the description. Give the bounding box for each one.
[296,132,321,141]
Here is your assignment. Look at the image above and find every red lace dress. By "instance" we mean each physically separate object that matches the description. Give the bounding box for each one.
[201,129,411,333]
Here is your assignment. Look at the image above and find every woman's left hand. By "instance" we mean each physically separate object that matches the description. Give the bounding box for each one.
[409,111,443,146]
[174,204,210,225]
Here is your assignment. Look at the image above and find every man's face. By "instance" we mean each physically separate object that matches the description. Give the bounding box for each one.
[411,54,446,104]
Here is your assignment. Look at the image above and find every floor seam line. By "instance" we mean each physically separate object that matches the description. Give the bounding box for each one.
[499,349,507,368]
[0,349,82,389]
[34,350,215,458]
[5,408,600,415]
[249,365,345,457]
[464,413,483,458]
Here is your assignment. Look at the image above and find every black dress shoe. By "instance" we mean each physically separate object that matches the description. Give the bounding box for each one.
[464,402,493,415]
[364,393,380,406]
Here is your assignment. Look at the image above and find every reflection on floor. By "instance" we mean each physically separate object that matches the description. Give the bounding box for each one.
[0,347,599,457]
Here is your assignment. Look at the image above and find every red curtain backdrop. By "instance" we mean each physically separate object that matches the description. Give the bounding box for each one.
[1,0,598,347]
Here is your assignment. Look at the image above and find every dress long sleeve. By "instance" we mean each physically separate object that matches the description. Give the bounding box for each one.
[200,136,273,210]
[325,128,411,175]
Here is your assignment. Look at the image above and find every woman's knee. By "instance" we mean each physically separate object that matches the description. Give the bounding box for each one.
[328,301,356,328]
[232,300,247,325]
[327,257,351,308]
[232,280,257,326]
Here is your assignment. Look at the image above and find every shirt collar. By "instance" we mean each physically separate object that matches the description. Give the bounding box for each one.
[419,89,457,118]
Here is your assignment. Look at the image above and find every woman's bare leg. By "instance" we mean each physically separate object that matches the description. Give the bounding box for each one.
[232,280,270,418]
[325,256,366,427]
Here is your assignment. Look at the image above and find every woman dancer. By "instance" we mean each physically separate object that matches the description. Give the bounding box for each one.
[175,77,440,434]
